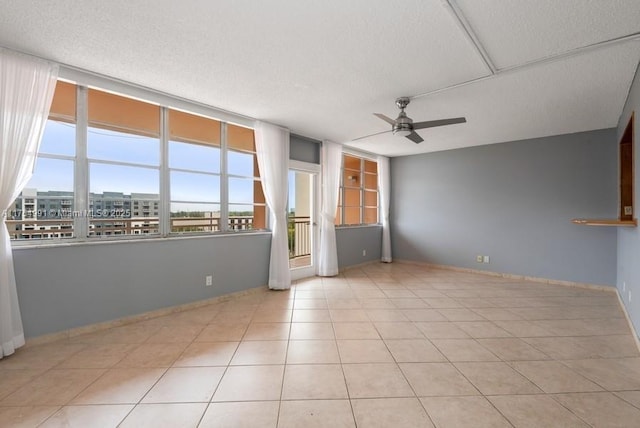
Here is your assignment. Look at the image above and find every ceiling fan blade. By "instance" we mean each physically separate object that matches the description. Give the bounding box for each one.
[406,131,424,144]
[412,117,466,130]
[351,129,392,142]
[373,113,396,125]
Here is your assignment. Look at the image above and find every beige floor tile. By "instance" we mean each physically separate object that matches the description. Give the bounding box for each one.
[422,298,464,308]
[212,310,254,325]
[337,339,394,363]
[333,322,380,339]
[553,392,640,428]
[374,322,424,339]
[2,369,105,406]
[173,341,239,367]
[40,404,133,427]
[326,298,362,309]
[431,339,499,362]
[510,361,602,393]
[471,307,522,320]
[414,322,470,339]
[287,340,340,364]
[401,309,448,322]
[56,344,139,369]
[119,403,206,428]
[343,363,414,398]
[212,365,284,401]
[421,396,511,428]
[96,325,161,345]
[289,323,334,340]
[292,309,332,323]
[562,358,640,390]
[0,406,60,428]
[295,290,327,299]
[488,395,589,427]
[477,338,550,361]
[278,400,355,428]
[199,401,279,428]
[365,309,409,322]
[412,289,447,298]
[282,364,348,399]
[330,309,370,322]
[230,340,288,365]
[615,390,640,409]
[144,324,204,343]
[142,367,224,403]
[352,397,433,428]
[384,339,446,363]
[243,323,290,340]
[569,335,640,358]
[0,344,86,370]
[353,289,387,299]
[390,298,429,309]
[251,303,300,323]
[115,343,188,368]
[399,362,478,396]
[454,321,512,338]
[0,369,46,401]
[438,308,486,321]
[72,368,165,404]
[196,322,248,342]
[521,337,597,359]
[454,362,542,395]
[494,320,554,337]
[293,299,328,310]
[359,299,397,309]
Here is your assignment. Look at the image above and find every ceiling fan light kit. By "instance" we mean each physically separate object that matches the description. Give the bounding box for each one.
[362,97,467,144]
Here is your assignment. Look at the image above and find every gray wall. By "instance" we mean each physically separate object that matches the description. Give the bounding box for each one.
[290,134,320,164]
[14,234,270,338]
[617,63,640,336]
[391,129,618,286]
[336,226,382,269]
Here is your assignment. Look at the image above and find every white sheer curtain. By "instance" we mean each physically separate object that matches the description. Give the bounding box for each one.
[378,155,392,262]
[317,140,342,276]
[1,49,58,358]
[255,121,291,290]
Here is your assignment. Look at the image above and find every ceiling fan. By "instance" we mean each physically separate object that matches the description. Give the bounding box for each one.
[356,97,466,144]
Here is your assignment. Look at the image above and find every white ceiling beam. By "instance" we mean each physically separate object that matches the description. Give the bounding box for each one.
[411,31,640,101]
[444,0,497,75]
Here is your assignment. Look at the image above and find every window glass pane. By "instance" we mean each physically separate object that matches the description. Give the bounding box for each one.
[170,171,220,203]
[88,127,159,166]
[9,158,74,240]
[39,120,75,156]
[364,173,377,190]
[171,203,221,233]
[344,207,360,225]
[364,190,378,207]
[364,159,378,174]
[344,155,360,170]
[364,207,378,224]
[343,169,360,188]
[229,177,257,204]
[229,204,258,230]
[169,109,220,146]
[169,141,220,173]
[49,81,76,122]
[88,88,159,137]
[90,163,159,195]
[228,150,255,177]
[344,188,361,206]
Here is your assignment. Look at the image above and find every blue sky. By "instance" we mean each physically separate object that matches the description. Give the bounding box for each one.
[26,121,259,212]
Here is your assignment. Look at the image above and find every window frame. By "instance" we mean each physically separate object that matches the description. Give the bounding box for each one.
[10,80,268,246]
[336,150,380,227]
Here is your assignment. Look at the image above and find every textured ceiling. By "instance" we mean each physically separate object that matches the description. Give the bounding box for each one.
[0,0,639,157]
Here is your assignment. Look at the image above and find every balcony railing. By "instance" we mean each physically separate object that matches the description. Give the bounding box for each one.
[288,216,311,258]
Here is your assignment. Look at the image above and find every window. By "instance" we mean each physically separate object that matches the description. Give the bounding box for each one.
[9,79,265,243]
[9,81,76,240]
[336,154,378,225]
[168,109,221,233]
[88,88,160,237]
[227,124,266,231]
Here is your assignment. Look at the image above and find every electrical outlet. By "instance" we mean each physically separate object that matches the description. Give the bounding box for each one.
[362,249,366,257]
[624,206,633,216]
[483,255,490,264]
[205,275,213,286]
[476,255,483,263]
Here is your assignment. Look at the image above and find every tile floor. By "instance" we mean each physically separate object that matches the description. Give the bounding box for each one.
[1,263,640,427]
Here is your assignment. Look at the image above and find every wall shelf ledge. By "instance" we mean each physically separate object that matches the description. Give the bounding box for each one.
[572,218,637,227]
